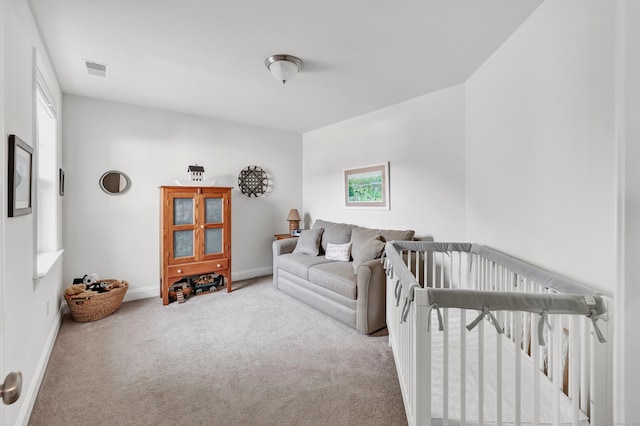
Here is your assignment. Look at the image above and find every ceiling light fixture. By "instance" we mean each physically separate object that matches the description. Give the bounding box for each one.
[264,54,303,85]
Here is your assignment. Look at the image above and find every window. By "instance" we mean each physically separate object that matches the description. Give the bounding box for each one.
[35,71,61,278]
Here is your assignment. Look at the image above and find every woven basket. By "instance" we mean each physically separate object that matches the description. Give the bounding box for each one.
[65,280,128,322]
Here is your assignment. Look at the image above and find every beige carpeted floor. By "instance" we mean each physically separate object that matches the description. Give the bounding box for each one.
[28,276,407,426]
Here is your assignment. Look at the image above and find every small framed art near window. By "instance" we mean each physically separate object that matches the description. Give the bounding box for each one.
[344,162,390,210]
[8,134,34,217]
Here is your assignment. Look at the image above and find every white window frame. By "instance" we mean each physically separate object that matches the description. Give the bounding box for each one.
[33,65,63,281]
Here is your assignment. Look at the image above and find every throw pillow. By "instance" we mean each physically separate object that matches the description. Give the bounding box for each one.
[292,228,324,256]
[313,219,355,253]
[351,236,386,274]
[325,242,352,262]
[350,227,382,259]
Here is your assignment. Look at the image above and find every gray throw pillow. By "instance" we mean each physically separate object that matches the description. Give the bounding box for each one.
[352,237,386,274]
[292,228,324,256]
[351,227,386,274]
[313,219,355,253]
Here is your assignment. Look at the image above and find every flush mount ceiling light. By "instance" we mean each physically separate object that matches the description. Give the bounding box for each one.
[264,54,303,85]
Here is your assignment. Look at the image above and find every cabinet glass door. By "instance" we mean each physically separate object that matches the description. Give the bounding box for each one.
[204,196,223,255]
[205,198,222,223]
[174,198,194,225]
[173,197,195,258]
[205,228,223,254]
[174,230,194,258]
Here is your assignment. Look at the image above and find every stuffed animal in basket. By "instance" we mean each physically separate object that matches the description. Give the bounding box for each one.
[87,282,114,293]
[74,273,100,286]
[64,284,86,297]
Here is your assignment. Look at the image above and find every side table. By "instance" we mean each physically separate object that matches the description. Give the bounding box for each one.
[274,233,298,240]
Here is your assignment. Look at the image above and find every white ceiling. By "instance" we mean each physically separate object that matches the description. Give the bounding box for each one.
[27,0,542,134]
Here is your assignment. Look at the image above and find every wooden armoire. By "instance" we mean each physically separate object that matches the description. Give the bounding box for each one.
[160,186,232,305]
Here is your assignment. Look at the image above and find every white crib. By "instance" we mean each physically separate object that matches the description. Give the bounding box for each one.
[384,242,612,426]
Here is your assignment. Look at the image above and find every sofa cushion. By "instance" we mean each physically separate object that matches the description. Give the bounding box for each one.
[313,220,356,253]
[351,238,385,274]
[308,262,357,300]
[325,242,352,262]
[378,228,415,243]
[277,253,334,280]
[350,227,383,257]
[292,228,324,256]
[351,226,414,274]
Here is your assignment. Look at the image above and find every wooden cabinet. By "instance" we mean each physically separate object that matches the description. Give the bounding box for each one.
[160,186,232,305]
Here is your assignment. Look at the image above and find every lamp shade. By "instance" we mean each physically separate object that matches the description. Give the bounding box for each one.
[265,54,304,84]
[287,209,301,222]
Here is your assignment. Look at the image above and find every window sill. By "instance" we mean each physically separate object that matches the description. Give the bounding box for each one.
[34,249,64,281]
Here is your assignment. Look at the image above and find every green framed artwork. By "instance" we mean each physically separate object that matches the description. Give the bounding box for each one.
[344,162,389,210]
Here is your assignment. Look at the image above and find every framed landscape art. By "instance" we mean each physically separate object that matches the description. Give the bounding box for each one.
[344,162,389,210]
[8,134,34,217]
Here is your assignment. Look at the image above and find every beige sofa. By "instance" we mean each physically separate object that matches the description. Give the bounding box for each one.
[272,219,414,334]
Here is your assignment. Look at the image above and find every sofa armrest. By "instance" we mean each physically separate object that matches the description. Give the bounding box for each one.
[272,238,298,288]
[355,258,386,334]
[273,238,298,256]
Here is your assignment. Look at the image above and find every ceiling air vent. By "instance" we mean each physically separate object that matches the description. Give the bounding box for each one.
[84,60,109,78]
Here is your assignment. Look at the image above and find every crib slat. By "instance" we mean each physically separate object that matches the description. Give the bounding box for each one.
[496,312,503,426]
[590,303,610,426]
[478,318,484,426]
[460,309,467,425]
[441,251,445,289]
[414,291,431,426]
[532,313,541,426]
[552,315,562,426]
[424,251,429,289]
[515,310,522,426]
[413,250,420,285]
[443,308,449,426]
[522,280,530,353]
[579,315,590,415]
[449,250,454,289]
[570,315,580,426]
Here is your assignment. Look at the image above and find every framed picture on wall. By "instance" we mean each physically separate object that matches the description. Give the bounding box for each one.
[8,134,34,217]
[344,162,390,210]
[59,168,65,196]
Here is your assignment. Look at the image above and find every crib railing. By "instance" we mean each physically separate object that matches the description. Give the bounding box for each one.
[385,241,613,426]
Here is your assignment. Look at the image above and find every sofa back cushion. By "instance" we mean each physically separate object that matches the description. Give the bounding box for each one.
[292,228,324,256]
[312,220,356,253]
[378,229,415,243]
[350,226,415,274]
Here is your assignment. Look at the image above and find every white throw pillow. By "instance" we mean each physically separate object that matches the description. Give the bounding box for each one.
[325,242,352,262]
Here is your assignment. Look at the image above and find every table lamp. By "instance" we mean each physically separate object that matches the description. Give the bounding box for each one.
[287,209,301,235]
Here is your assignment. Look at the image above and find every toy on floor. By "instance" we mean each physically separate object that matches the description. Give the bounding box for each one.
[193,274,223,294]
[168,280,192,303]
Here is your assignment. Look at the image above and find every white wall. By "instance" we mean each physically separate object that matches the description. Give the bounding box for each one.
[2,0,64,424]
[302,84,466,240]
[617,0,640,422]
[62,96,302,299]
[465,0,616,296]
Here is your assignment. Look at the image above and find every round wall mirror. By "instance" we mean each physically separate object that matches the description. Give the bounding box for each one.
[99,171,131,195]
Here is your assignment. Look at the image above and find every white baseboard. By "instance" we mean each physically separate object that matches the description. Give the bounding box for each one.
[123,285,158,302]
[122,267,274,302]
[18,302,64,426]
[233,266,272,282]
